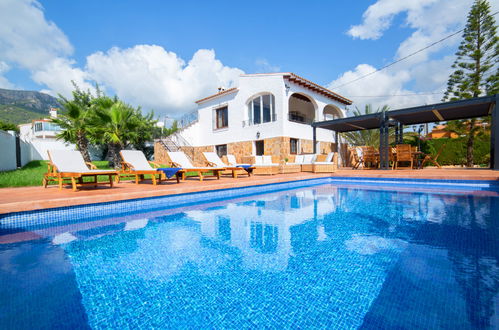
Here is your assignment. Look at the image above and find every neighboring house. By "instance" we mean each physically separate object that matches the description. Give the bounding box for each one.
[426,125,458,139]
[155,72,352,165]
[18,108,74,161]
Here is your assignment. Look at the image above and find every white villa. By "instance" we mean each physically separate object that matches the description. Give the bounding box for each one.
[18,108,74,161]
[155,73,352,165]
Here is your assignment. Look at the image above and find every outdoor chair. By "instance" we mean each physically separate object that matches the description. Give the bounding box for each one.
[360,146,378,169]
[203,152,252,178]
[120,150,183,185]
[421,143,446,169]
[308,152,338,173]
[240,155,279,175]
[393,144,413,169]
[167,151,225,181]
[350,147,363,169]
[44,150,118,191]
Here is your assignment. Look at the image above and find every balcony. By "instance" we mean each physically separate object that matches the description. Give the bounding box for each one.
[242,113,277,127]
[288,112,314,125]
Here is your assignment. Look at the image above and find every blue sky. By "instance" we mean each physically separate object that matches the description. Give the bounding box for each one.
[0,0,495,117]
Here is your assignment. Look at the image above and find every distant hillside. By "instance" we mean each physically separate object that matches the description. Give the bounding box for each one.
[0,88,61,125]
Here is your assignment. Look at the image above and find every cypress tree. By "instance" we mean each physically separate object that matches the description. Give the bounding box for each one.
[443,0,498,167]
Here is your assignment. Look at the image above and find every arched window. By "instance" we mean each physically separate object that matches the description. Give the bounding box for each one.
[247,94,276,125]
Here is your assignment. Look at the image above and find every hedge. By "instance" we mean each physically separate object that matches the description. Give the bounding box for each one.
[402,135,490,166]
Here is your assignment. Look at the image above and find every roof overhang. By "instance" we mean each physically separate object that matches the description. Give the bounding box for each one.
[284,73,352,106]
[313,95,497,132]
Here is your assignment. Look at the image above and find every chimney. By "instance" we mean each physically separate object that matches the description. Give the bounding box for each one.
[49,107,58,118]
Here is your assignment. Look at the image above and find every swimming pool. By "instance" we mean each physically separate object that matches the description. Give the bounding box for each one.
[1,178,498,329]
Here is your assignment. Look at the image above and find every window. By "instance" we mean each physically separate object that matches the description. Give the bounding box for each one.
[215,106,228,129]
[290,138,298,154]
[34,122,43,132]
[215,144,227,157]
[247,94,276,125]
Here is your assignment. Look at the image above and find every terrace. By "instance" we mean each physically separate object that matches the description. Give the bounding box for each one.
[1,168,498,214]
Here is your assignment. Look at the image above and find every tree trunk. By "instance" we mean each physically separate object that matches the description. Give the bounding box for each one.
[108,143,122,169]
[76,131,91,162]
[466,119,476,167]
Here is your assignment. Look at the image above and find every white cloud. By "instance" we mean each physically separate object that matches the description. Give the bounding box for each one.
[0,0,72,70]
[0,0,245,116]
[255,59,281,73]
[336,0,492,111]
[347,0,440,40]
[0,61,15,89]
[86,45,244,115]
[329,64,443,111]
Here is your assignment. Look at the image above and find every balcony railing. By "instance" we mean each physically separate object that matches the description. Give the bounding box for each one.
[242,113,277,127]
[288,113,314,125]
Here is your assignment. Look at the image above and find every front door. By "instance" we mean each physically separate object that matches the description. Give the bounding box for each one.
[255,140,264,156]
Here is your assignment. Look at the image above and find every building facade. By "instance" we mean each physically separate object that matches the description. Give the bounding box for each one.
[155,73,352,165]
[18,108,74,161]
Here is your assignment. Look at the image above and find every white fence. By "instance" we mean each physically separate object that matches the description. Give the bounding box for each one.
[0,130,74,172]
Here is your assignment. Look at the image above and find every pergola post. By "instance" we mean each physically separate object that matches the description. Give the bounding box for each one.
[492,95,498,170]
[312,126,317,154]
[379,111,390,170]
[399,123,404,144]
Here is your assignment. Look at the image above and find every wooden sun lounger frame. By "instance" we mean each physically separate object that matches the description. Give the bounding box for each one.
[169,161,225,181]
[205,160,253,178]
[119,152,183,185]
[43,161,118,192]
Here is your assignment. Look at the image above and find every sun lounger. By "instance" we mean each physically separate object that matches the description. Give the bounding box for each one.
[120,150,183,184]
[203,152,252,178]
[44,150,118,191]
[167,151,225,181]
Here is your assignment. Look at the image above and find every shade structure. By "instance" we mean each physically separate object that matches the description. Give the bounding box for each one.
[312,95,499,170]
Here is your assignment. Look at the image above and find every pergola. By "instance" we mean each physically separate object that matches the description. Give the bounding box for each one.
[312,94,499,170]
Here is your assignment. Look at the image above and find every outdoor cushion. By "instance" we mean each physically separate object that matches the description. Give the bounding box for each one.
[302,154,316,164]
[121,150,155,171]
[49,150,115,173]
[325,152,335,163]
[168,151,223,170]
[226,154,237,166]
[294,155,304,163]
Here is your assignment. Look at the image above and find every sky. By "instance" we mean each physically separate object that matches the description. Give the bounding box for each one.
[0,0,496,119]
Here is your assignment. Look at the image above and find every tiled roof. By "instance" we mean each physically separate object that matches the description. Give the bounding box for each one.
[284,73,352,105]
[194,87,238,104]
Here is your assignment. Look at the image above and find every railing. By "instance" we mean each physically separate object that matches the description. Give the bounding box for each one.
[242,113,277,127]
[178,111,198,129]
[168,133,191,147]
[288,113,314,125]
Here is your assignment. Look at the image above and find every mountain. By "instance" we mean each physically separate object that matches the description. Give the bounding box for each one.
[0,88,61,125]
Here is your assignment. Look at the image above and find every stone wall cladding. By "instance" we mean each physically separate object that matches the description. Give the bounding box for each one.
[155,138,340,166]
[227,141,253,164]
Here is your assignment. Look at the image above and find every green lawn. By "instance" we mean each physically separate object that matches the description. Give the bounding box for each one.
[0,160,209,188]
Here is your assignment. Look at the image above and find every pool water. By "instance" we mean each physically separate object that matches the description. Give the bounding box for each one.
[0,183,498,329]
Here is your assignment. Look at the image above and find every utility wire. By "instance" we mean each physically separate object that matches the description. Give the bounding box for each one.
[330,11,499,91]
[346,92,445,98]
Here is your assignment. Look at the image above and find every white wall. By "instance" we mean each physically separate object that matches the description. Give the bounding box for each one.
[0,131,17,171]
[179,73,347,148]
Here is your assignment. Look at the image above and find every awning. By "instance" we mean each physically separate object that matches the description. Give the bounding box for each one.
[313,95,496,132]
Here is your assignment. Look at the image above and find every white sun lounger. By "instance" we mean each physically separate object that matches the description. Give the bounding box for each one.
[203,152,252,178]
[44,150,118,191]
[167,151,225,181]
[120,150,182,184]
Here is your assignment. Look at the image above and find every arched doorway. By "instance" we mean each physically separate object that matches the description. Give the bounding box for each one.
[288,93,316,124]
[323,105,342,121]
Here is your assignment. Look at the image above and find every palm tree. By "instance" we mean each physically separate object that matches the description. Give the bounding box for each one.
[51,85,94,162]
[341,104,389,147]
[91,97,140,168]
